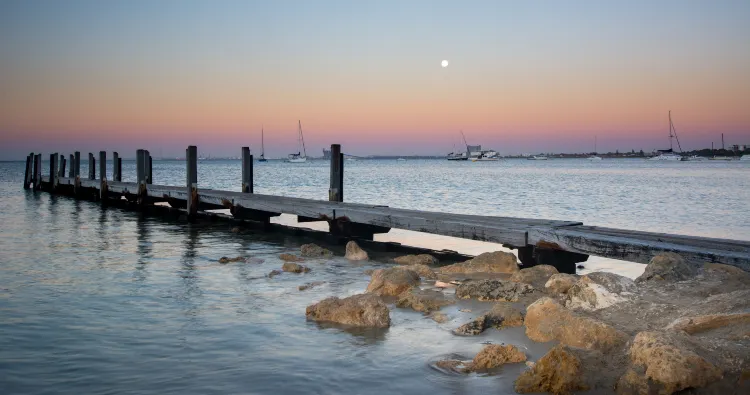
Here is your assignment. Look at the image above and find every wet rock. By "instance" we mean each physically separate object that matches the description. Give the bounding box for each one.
[525,297,628,352]
[515,344,588,395]
[470,344,527,371]
[510,265,559,286]
[615,368,650,395]
[366,267,420,296]
[218,256,246,264]
[704,263,750,280]
[636,252,698,283]
[431,312,449,323]
[455,279,534,302]
[545,273,578,294]
[230,226,241,233]
[282,262,310,273]
[403,264,437,280]
[666,312,750,336]
[306,293,391,328]
[344,241,368,261]
[565,272,637,311]
[279,253,304,262]
[434,359,470,374]
[396,289,455,313]
[625,331,722,394]
[300,243,334,258]
[298,281,326,291]
[268,269,282,278]
[454,304,524,335]
[363,269,374,276]
[394,254,438,266]
[439,251,519,274]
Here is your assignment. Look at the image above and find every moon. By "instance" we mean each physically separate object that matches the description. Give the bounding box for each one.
[441,60,449,68]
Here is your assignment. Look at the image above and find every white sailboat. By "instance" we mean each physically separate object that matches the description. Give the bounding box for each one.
[527,155,548,160]
[588,136,602,160]
[286,120,307,163]
[259,126,267,162]
[649,111,683,161]
[447,131,470,160]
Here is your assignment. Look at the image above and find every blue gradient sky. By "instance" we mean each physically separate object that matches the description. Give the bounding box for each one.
[1,0,749,159]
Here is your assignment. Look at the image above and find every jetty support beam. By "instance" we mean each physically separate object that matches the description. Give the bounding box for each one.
[33,154,42,190]
[113,152,121,182]
[517,244,589,274]
[186,146,198,220]
[49,153,58,190]
[99,151,108,202]
[88,153,96,180]
[23,154,32,189]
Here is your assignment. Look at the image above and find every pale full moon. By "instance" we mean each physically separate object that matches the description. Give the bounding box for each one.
[441,60,449,68]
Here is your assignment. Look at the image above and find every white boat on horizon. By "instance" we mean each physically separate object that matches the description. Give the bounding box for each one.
[471,150,500,161]
[259,126,268,162]
[649,111,684,161]
[683,155,707,161]
[588,136,602,160]
[447,131,470,160]
[286,120,307,163]
[527,155,548,160]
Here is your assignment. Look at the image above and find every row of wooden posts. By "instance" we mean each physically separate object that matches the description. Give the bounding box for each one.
[23,143,345,214]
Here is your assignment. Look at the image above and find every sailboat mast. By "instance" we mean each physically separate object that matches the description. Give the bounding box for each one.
[594,136,597,154]
[670,112,683,153]
[669,111,673,151]
[261,126,265,157]
[299,120,307,157]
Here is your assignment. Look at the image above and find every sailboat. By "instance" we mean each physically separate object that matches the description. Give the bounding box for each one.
[258,126,268,162]
[588,136,602,160]
[286,120,307,163]
[649,111,683,161]
[447,131,469,160]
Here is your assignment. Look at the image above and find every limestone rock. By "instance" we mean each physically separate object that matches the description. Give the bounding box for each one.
[282,262,310,273]
[431,312,449,323]
[470,344,527,371]
[545,273,578,294]
[394,254,438,266]
[454,304,524,335]
[636,252,698,283]
[434,359,470,374]
[510,265,559,286]
[344,241,368,261]
[396,289,454,313]
[455,279,534,302]
[615,368,650,395]
[366,267,420,296]
[403,264,437,280]
[515,345,588,395]
[525,297,628,352]
[363,269,374,276]
[230,226,241,233]
[300,243,334,258]
[218,256,246,264]
[666,312,750,336]
[279,253,304,262]
[306,294,391,328]
[627,331,723,394]
[566,271,637,311]
[298,281,326,291]
[439,251,519,274]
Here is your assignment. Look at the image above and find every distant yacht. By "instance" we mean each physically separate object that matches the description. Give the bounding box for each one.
[286,120,307,163]
[259,127,267,162]
[447,131,470,161]
[527,155,548,160]
[471,150,500,161]
[649,111,683,161]
[588,136,602,160]
[683,155,706,161]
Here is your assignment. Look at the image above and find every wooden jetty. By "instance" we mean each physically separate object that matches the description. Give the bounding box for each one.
[22,145,750,273]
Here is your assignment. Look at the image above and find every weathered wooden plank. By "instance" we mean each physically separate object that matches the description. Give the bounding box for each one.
[329,144,343,202]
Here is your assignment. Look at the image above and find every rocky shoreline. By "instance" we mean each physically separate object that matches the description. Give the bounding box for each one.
[278,241,748,394]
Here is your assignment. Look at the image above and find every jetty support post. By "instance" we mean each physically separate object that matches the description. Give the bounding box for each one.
[88,153,96,180]
[49,153,58,191]
[146,153,153,184]
[58,155,66,182]
[68,154,74,178]
[74,152,81,178]
[186,145,198,221]
[112,152,121,182]
[23,153,33,189]
[241,147,253,193]
[136,149,149,207]
[99,151,107,202]
[228,147,278,223]
[33,154,42,190]
[329,144,343,202]
[517,244,589,274]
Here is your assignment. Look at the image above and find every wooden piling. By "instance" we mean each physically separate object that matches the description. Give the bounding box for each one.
[23,154,32,189]
[186,146,198,220]
[88,153,96,180]
[329,144,343,202]
[33,154,42,190]
[99,151,107,202]
[69,154,75,178]
[147,154,153,184]
[112,152,121,182]
[241,147,253,193]
[58,155,66,180]
[74,152,81,177]
[49,153,58,190]
[136,149,147,206]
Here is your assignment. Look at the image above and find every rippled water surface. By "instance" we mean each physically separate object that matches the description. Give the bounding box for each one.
[1,158,748,394]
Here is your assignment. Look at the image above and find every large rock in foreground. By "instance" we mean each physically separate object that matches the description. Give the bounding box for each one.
[306,294,391,328]
[515,344,588,394]
[636,252,698,283]
[545,273,578,294]
[565,272,637,311]
[525,297,628,352]
[666,312,750,337]
[396,289,455,313]
[439,251,519,274]
[455,279,534,302]
[300,243,334,258]
[623,331,723,394]
[470,344,527,371]
[510,265,559,286]
[366,267,420,296]
[344,241,368,261]
[403,264,437,280]
[454,304,524,335]
[394,254,438,266]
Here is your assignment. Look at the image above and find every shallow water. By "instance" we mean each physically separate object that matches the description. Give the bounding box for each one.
[1,158,748,394]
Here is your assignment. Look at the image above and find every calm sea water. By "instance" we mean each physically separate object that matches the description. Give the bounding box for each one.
[1,158,748,394]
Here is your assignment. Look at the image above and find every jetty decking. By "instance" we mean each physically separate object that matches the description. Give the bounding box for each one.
[22,145,750,273]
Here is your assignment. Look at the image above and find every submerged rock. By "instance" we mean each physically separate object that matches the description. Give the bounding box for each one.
[300,243,334,258]
[267,269,282,278]
[396,289,454,313]
[515,344,588,394]
[565,272,637,311]
[455,279,534,302]
[470,344,527,371]
[434,359,470,374]
[298,281,326,291]
[454,304,524,335]
[636,252,698,283]
[525,297,628,352]
[282,262,310,273]
[218,256,246,264]
[439,251,519,274]
[279,253,304,262]
[623,331,722,394]
[394,254,438,266]
[545,273,578,294]
[510,265,559,286]
[306,294,391,328]
[344,241,368,261]
[366,267,420,296]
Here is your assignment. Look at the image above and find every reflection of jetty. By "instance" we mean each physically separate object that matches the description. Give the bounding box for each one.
[22,145,750,273]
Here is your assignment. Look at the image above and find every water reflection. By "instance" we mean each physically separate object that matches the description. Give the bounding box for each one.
[310,321,388,345]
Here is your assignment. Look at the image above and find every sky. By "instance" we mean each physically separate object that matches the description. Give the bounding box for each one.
[1,0,749,159]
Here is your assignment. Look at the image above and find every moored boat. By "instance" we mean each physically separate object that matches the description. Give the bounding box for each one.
[649,111,684,161]
[527,155,548,160]
[286,120,307,163]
